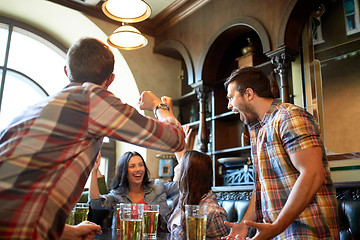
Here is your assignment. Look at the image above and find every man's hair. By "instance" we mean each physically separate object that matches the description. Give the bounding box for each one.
[224,67,274,98]
[66,38,114,85]
[110,151,150,190]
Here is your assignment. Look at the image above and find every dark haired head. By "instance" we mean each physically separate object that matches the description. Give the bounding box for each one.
[66,37,114,85]
[175,150,213,232]
[110,151,150,190]
[179,150,213,205]
[224,67,274,99]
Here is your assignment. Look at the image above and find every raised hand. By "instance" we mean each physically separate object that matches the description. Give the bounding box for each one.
[138,91,162,111]
[93,152,101,171]
[182,125,193,148]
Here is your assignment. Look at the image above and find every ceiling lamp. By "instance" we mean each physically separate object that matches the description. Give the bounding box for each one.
[102,0,151,23]
[107,24,148,50]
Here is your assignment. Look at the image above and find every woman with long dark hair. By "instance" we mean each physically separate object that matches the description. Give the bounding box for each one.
[168,149,230,238]
[89,151,178,232]
[158,95,230,238]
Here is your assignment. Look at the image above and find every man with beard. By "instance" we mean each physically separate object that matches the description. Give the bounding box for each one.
[221,67,339,240]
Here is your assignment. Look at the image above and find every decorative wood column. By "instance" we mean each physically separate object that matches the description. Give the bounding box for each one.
[191,81,211,153]
[268,48,295,103]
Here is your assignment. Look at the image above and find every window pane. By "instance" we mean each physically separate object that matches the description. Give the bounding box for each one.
[0,70,46,130]
[7,27,68,95]
[320,51,360,153]
[0,23,9,66]
[344,0,355,14]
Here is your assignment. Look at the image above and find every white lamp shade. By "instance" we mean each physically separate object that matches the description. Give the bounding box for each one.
[102,0,151,23]
[107,25,148,50]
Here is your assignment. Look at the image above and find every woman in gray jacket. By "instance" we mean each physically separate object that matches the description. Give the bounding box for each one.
[89,151,179,232]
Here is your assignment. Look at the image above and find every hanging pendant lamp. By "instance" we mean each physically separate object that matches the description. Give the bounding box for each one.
[102,0,151,23]
[107,24,148,50]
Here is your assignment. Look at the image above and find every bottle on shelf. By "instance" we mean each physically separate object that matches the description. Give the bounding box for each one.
[189,105,198,122]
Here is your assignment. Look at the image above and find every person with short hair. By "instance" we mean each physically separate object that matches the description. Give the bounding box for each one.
[221,67,339,239]
[0,37,185,239]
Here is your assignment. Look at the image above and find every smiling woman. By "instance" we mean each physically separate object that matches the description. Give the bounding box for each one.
[89,151,180,232]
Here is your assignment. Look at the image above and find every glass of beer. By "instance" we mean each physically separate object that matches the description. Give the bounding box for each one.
[118,203,144,240]
[142,204,159,239]
[65,206,76,225]
[74,203,89,225]
[185,205,207,240]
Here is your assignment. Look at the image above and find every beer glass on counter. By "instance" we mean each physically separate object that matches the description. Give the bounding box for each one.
[74,203,89,225]
[185,205,207,240]
[142,204,159,239]
[117,203,144,240]
[65,206,76,225]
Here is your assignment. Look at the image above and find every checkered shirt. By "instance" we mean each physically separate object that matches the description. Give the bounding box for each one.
[0,82,185,239]
[250,99,339,239]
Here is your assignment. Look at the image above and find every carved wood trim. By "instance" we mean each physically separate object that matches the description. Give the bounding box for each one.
[190,81,212,153]
[267,47,296,103]
[214,191,252,201]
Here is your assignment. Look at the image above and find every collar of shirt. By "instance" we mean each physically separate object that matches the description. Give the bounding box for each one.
[261,98,281,126]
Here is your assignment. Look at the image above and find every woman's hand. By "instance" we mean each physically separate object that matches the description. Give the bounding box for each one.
[182,125,193,147]
[93,153,101,171]
[90,153,102,199]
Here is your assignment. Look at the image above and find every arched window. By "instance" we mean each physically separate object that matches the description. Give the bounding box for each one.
[0,19,68,130]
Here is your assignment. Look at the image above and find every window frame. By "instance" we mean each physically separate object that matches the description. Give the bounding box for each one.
[0,17,67,112]
[0,16,116,185]
[343,0,360,35]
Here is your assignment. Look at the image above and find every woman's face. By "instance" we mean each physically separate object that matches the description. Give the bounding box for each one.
[127,155,145,186]
[173,163,181,182]
[173,156,185,183]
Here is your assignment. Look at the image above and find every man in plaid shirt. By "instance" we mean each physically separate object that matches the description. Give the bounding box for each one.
[222,67,339,240]
[0,38,185,239]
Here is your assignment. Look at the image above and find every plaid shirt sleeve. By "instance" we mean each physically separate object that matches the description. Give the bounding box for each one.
[86,83,185,153]
[0,83,185,239]
[279,104,322,154]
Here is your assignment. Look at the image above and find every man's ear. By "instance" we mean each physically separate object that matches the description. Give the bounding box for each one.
[103,73,115,89]
[246,88,254,101]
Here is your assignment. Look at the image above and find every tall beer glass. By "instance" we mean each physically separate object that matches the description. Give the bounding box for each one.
[185,205,207,240]
[142,204,159,239]
[65,206,76,225]
[74,203,89,225]
[117,203,144,240]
